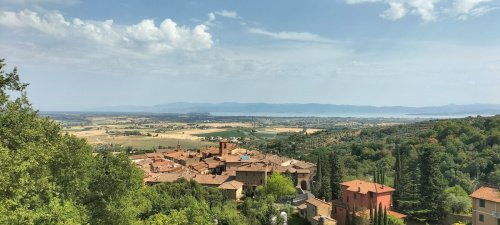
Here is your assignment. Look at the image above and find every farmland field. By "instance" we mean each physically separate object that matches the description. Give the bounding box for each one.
[46,112,417,150]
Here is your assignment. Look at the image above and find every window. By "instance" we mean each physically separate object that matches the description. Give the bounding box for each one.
[354,193,357,199]
[479,199,485,207]
[479,214,484,222]
[497,219,500,225]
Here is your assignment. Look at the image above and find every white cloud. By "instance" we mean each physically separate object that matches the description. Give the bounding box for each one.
[248,27,335,43]
[0,9,213,53]
[346,0,496,21]
[380,2,407,20]
[346,0,381,4]
[409,0,438,21]
[0,0,79,5]
[346,0,438,21]
[452,0,497,19]
[214,10,239,19]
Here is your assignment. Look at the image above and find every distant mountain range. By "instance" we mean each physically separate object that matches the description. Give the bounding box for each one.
[89,102,500,117]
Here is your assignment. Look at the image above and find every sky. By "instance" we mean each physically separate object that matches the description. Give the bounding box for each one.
[0,0,499,111]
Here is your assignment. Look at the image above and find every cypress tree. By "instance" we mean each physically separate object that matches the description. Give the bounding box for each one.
[319,175,332,201]
[369,201,373,225]
[377,202,383,225]
[393,147,402,208]
[373,170,377,183]
[345,206,351,225]
[383,207,388,225]
[314,154,322,196]
[373,203,378,225]
[330,152,344,200]
[381,168,385,184]
[351,205,356,225]
[419,144,447,221]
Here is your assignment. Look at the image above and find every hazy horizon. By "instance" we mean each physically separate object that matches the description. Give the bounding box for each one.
[1,0,499,111]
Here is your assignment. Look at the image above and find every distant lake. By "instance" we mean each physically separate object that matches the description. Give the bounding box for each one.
[210,112,494,118]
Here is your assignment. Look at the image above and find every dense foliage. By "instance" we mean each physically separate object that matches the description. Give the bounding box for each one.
[258,113,500,222]
[0,59,303,224]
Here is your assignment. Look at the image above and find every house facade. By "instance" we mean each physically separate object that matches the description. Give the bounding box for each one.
[332,180,405,225]
[299,197,336,225]
[470,186,500,225]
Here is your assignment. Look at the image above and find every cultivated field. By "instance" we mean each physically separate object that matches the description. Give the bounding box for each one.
[62,115,321,150]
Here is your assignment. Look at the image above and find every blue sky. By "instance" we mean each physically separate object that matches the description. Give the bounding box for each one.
[0,0,499,110]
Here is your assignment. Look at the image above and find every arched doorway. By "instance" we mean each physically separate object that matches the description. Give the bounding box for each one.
[300,180,308,190]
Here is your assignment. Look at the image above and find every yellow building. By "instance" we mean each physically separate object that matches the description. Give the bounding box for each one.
[470,186,500,225]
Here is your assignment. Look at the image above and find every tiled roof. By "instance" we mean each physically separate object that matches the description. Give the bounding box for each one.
[190,162,209,172]
[306,197,331,207]
[218,180,244,190]
[145,152,164,159]
[149,172,193,183]
[236,163,268,172]
[341,180,395,194]
[292,161,316,169]
[192,174,230,185]
[470,186,500,203]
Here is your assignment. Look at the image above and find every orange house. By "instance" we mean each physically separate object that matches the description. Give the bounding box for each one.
[332,180,406,225]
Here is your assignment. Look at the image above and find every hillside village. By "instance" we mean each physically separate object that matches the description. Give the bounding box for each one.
[129,139,500,225]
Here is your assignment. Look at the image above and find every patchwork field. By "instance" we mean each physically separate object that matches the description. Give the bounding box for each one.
[63,116,321,150]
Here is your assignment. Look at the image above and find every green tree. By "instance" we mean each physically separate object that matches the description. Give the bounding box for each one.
[346,206,351,225]
[330,152,345,200]
[383,207,388,225]
[386,215,405,225]
[259,172,296,200]
[351,205,357,225]
[392,147,402,209]
[419,144,447,221]
[86,153,146,224]
[369,201,374,225]
[377,203,383,225]
[319,175,332,201]
[0,59,91,224]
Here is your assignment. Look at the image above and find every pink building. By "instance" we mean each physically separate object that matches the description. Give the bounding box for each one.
[332,180,406,225]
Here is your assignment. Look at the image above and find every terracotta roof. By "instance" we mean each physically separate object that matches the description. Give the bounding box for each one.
[292,161,316,169]
[218,180,244,190]
[223,154,255,163]
[202,146,220,155]
[306,197,331,207]
[236,163,268,172]
[341,180,395,194]
[190,162,209,172]
[192,174,230,185]
[149,172,193,183]
[470,186,500,203]
[145,152,164,159]
[222,169,237,177]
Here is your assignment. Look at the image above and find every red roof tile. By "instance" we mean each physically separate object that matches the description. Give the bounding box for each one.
[470,186,500,203]
[341,180,395,194]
